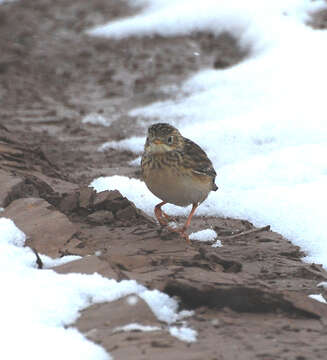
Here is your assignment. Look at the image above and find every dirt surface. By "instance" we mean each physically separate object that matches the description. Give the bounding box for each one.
[1,1,327,359]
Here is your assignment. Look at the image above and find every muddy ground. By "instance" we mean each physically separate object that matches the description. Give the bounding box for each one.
[1,1,327,359]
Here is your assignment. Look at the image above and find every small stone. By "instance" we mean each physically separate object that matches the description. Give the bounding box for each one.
[136,208,157,225]
[93,190,122,210]
[0,170,23,207]
[59,192,79,213]
[107,197,131,212]
[116,204,137,220]
[87,210,114,225]
[3,197,76,257]
[79,187,96,209]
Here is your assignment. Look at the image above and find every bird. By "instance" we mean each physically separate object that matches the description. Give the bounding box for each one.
[141,123,218,243]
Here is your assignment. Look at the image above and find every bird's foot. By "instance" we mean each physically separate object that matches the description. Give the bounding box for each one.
[155,207,177,227]
[161,212,178,223]
[179,230,190,244]
[154,202,190,244]
[154,204,169,227]
[165,225,190,244]
[158,218,168,227]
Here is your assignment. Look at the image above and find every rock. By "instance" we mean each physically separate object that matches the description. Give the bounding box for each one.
[87,210,115,225]
[164,278,327,319]
[104,254,149,271]
[53,255,118,279]
[76,295,159,332]
[93,190,122,210]
[93,190,138,214]
[116,203,138,219]
[135,208,156,225]
[109,197,131,212]
[59,192,79,214]
[79,186,96,209]
[0,171,65,210]
[6,175,55,204]
[2,197,76,257]
[282,292,327,319]
[0,169,23,207]
[74,295,164,356]
[28,173,78,198]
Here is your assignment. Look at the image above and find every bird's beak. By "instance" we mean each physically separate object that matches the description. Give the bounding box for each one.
[153,138,163,145]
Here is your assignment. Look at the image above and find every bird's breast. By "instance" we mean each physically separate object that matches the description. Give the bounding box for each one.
[142,154,212,207]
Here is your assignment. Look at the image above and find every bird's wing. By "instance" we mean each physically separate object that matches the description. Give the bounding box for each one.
[182,137,217,178]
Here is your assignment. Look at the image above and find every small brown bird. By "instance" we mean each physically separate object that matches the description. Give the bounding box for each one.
[141,123,218,243]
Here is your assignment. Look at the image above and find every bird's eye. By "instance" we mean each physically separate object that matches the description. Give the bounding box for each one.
[167,136,174,144]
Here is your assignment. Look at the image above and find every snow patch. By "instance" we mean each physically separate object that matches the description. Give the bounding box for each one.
[169,326,197,343]
[82,113,112,127]
[211,240,223,248]
[126,295,139,306]
[113,323,161,333]
[129,156,141,166]
[88,0,327,269]
[0,218,198,359]
[0,217,26,246]
[189,229,217,242]
[99,136,144,153]
[308,294,327,304]
[42,255,83,268]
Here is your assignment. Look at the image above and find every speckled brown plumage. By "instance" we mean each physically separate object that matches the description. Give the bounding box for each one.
[141,123,218,243]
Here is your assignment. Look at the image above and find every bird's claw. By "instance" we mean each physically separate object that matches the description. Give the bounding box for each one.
[165,225,190,244]
[162,212,178,223]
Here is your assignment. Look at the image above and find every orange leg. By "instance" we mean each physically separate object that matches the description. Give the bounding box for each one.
[162,211,178,223]
[183,203,198,230]
[178,203,198,244]
[155,202,198,244]
[154,201,168,226]
[155,201,178,226]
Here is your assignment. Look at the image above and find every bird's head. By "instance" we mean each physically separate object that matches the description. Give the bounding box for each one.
[144,123,183,154]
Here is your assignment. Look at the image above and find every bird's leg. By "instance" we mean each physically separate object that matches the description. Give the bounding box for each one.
[161,211,178,223]
[154,201,168,226]
[156,202,198,244]
[178,203,198,244]
[155,201,178,226]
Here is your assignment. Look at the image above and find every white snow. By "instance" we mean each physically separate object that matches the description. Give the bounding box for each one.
[82,113,112,127]
[169,326,197,343]
[99,136,144,153]
[212,240,223,248]
[41,254,82,268]
[129,156,141,166]
[0,217,198,359]
[139,289,193,324]
[87,0,325,47]
[113,323,161,333]
[126,295,139,305]
[189,229,217,242]
[88,0,327,268]
[317,282,327,290]
[113,322,199,343]
[0,217,26,246]
[308,294,327,304]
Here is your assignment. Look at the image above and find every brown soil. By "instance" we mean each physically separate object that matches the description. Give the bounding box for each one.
[1,1,327,359]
